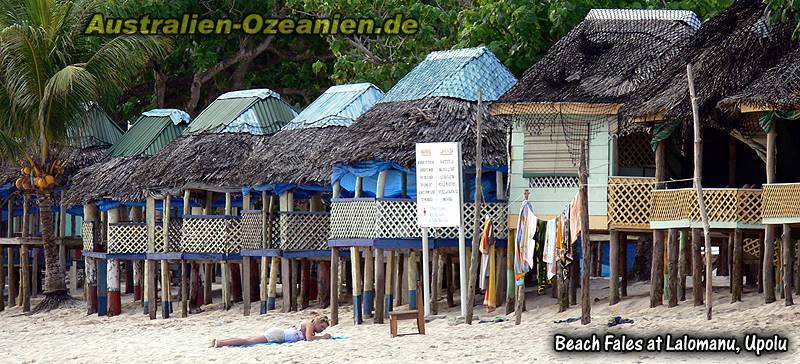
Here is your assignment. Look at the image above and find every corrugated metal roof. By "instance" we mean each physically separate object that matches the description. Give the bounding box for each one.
[380,47,517,103]
[185,89,297,135]
[282,83,384,130]
[105,112,188,157]
[66,105,124,149]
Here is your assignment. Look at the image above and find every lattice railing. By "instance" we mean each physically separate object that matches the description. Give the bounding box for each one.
[763,183,800,223]
[607,176,655,230]
[329,198,378,239]
[279,211,330,250]
[240,210,280,250]
[650,188,762,227]
[82,221,97,251]
[180,215,242,254]
[155,219,183,253]
[108,222,147,254]
[329,198,508,240]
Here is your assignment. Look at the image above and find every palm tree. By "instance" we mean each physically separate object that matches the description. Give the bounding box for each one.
[0,0,172,311]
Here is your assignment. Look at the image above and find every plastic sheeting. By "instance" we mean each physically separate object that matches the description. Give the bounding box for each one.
[332,161,507,201]
[141,109,191,125]
[650,120,681,151]
[760,110,800,133]
[218,88,280,100]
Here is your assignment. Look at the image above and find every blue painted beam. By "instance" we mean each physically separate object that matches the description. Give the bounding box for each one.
[240,249,282,257]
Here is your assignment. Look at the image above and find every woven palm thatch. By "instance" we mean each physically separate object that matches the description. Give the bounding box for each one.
[236,126,347,187]
[622,0,794,123]
[63,157,151,205]
[501,10,698,105]
[136,133,259,195]
[719,45,800,111]
[330,97,506,168]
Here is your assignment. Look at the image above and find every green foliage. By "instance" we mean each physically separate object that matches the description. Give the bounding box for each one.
[766,0,800,36]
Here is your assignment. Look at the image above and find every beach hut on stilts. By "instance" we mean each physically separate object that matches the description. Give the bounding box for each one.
[622,0,795,315]
[134,89,296,319]
[0,102,122,313]
[232,83,384,318]
[65,108,191,317]
[492,9,702,324]
[719,43,800,306]
[326,47,517,325]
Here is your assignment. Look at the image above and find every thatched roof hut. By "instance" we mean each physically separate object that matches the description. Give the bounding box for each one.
[137,88,298,197]
[500,9,700,105]
[237,83,384,191]
[332,47,517,170]
[718,45,800,112]
[621,0,794,122]
[63,109,191,205]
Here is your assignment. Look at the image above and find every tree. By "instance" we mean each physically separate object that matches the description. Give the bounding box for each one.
[0,0,171,311]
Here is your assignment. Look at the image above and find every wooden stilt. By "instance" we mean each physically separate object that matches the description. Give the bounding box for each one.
[408,250,418,310]
[203,263,212,305]
[21,195,30,312]
[330,248,340,325]
[430,249,439,315]
[281,257,291,313]
[395,253,405,307]
[300,259,310,310]
[732,228,743,303]
[446,254,455,308]
[650,140,666,308]
[242,256,251,316]
[783,224,793,306]
[497,248,507,306]
[222,261,232,310]
[350,247,362,323]
[375,248,386,323]
[385,251,395,318]
[678,230,688,301]
[31,247,38,298]
[764,128,777,303]
[668,228,679,307]
[609,230,619,305]
[160,259,170,318]
[268,257,279,310]
[506,245,515,312]
[318,261,330,308]
[363,248,374,317]
[691,229,704,306]
[259,257,268,314]
[181,261,188,317]
[291,259,299,311]
[578,142,591,325]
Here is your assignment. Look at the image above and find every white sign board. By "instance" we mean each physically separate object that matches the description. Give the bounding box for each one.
[416,142,463,227]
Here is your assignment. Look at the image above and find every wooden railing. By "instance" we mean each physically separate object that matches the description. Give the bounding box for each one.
[279,211,330,250]
[107,222,147,254]
[607,176,655,230]
[650,188,762,229]
[762,183,800,224]
[240,210,280,250]
[180,215,241,254]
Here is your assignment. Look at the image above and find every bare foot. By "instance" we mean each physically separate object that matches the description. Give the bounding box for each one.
[209,339,218,348]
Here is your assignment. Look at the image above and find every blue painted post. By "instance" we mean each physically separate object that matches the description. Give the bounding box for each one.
[97,258,108,316]
[350,247,362,324]
[408,250,418,310]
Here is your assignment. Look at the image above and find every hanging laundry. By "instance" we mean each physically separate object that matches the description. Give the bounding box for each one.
[543,218,558,280]
[514,201,536,286]
[569,191,584,244]
[483,244,497,313]
[534,219,548,293]
[479,219,493,290]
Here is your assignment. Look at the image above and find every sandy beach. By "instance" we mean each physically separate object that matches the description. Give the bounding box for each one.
[2,277,799,364]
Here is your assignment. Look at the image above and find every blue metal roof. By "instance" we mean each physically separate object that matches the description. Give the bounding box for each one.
[282,83,384,130]
[380,47,517,103]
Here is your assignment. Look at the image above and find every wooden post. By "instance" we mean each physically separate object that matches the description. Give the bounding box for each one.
[350,247,362,323]
[782,224,793,306]
[497,248,507,306]
[578,143,591,325]
[268,257,279,310]
[687,64,713,320]
[363,248,374,317]
[691,228,704,306]
[609,230,619,305]
[375,248,385,323]
[506,243,515,312]
[146,196,157,319]
[466,91,484,324]
[242,256,251,316]
[84,202,98,315]
[299,259,310,309]
[161,195,171,319]
[281,256,291,312]
[651,140,666,308]
[430,249,439,315]
[678,230,688,301]
[620,236,628,297]
[732,228,743,302]
[21,195,30,312]
[668,228,679,307]
[764,130,777,303]
[290,259,300,311]
[107,208,121,316]
[7,199,15,308]
[396,253,405,307]
[385,251,395,318]
[408,250,418,310]
[330,248,340,325]
[445,254,455,308]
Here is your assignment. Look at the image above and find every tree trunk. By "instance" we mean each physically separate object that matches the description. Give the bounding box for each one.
[33,196,71,312]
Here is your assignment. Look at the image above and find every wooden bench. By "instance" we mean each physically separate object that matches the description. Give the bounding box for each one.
[389,281,425,337]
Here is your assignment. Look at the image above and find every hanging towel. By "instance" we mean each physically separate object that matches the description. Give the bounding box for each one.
[478,219,493,290]
[483,244,497,313]
[514,201,535,286]
[543,219,558,279]
[569,191,584,243]
[523,207,538,269]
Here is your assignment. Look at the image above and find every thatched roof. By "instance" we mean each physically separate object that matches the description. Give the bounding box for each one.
[500,9,699,104]
[622,0,794,121]
[236,126,348,187]
[136,133,258,195]
[718,45,800,111]
[330,97,506,168]
[63,157,151,205]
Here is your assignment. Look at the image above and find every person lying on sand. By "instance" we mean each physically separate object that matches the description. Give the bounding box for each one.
[210,315,332,348]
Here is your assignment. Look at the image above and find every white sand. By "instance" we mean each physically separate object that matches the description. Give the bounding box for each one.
[2,278,800,363]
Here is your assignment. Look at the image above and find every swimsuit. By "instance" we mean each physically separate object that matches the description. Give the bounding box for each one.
[263,323,305,343]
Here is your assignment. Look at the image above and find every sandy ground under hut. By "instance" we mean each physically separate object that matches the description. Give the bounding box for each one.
[2,277,800,363]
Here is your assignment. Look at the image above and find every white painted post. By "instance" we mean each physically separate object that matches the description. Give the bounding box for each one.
[422,227,431,316]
